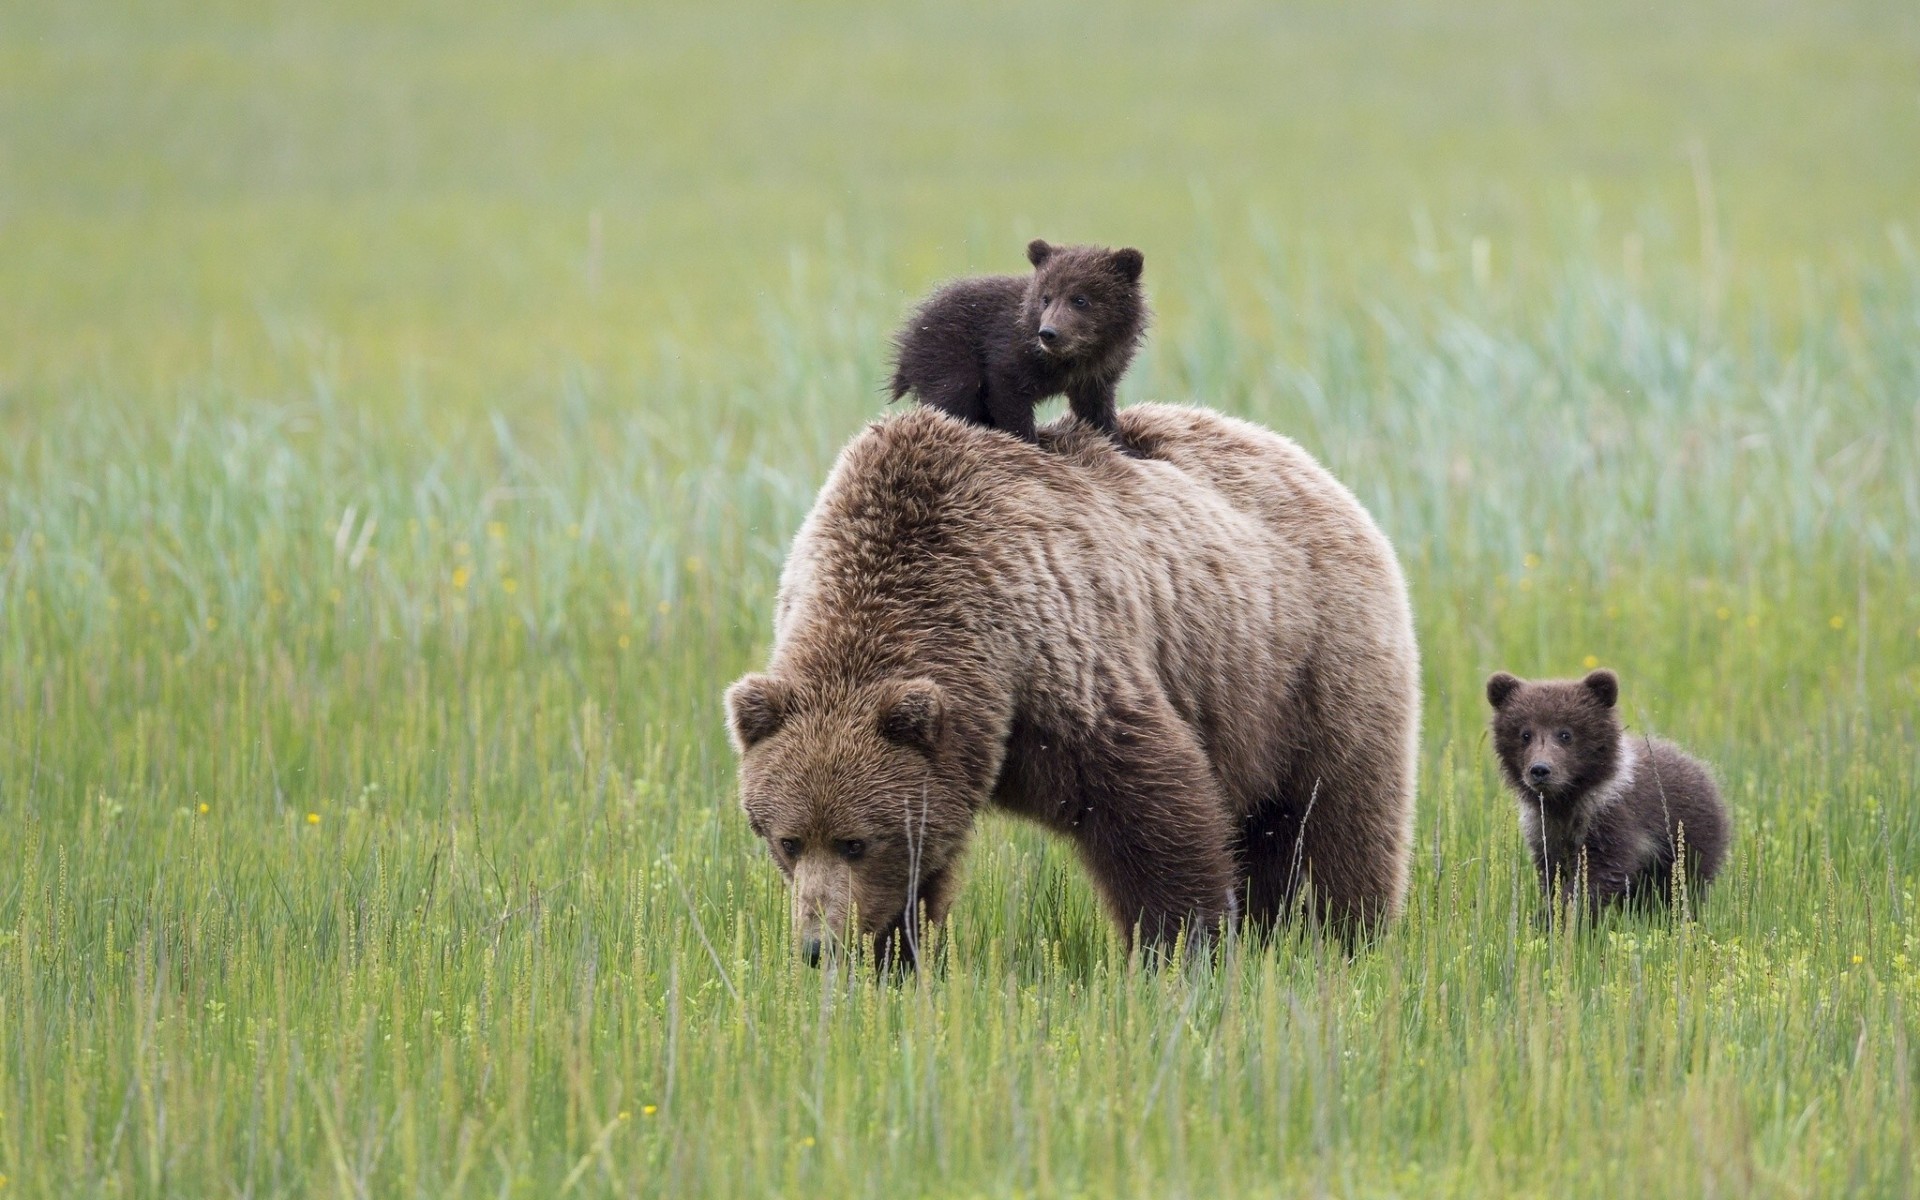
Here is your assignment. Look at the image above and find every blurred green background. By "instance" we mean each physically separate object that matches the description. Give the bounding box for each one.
[6,0,1918,391]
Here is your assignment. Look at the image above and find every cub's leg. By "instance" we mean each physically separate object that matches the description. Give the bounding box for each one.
[909,370,991,429]
[1067,381,1140,455]
[976,376,1039,442]
[1065,381,1119,437]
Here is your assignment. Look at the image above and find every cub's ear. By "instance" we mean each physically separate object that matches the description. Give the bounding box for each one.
[877,677,945,755]
[725,674,792,752]
[1110,247,1144,282]
[1582,669,1619,709]
[1485,671,1522,709]
[1026,239,1054,268]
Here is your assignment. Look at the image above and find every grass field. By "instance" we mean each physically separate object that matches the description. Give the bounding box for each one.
[4,0,1920,1195]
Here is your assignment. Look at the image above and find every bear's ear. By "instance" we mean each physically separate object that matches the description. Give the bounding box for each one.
[725,674,792,752]
[1582,669,1619,709]
[877,677,945,755]
[1485,671,1522,709]
[1026,239,1054,268]
[1110,247,1144,282]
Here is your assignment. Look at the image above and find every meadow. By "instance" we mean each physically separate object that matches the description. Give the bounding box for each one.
[3,0,1919,1195]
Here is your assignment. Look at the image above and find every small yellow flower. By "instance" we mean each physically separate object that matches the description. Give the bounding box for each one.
[306,812,321,825]
[451,567,470,590]
[1829,614,1845,630]
[501,578,518,595]
[198,802,210,814]
[329,588,342,605]
[1715,606,1730,621]
[1582,655,1599,669]
[1747,614,1760,630]
[642,1104,657,1116]
[487,521,506,540]
[800,1136,815,1147]
[617,634,631,649]
[205,616,218,632]
[1853,954,1864,965]
[685,556,703,574]
[618,1110,631,1121]
[1522,553,1540,570]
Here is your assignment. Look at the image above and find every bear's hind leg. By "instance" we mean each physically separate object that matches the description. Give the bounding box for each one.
[1239,759,1410,939]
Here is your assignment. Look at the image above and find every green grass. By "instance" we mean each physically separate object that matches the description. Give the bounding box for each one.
[4,0,1920,1195]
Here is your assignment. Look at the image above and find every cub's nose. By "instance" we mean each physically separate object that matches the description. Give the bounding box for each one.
[1527,762,1552,782]
[1037,325,1058,343]
[801,935,824,968]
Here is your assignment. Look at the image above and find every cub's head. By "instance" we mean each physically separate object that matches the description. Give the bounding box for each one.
[1022,239,1147,363]
[724,672,972,968]
[1485,669,1625,803]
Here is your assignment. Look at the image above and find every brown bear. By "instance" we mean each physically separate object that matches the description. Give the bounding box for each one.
[886,239,1147,449]
[1485,669,1729,913]
[725,403,1421,966]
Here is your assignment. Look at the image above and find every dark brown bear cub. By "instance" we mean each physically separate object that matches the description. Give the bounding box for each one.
[1486,669,1729,913]
[888,239,1147,448]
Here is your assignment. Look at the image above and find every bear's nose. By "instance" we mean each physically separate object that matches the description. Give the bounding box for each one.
[801,935,824,968]
[1037,325,1058,343]
[1527,762,1551,782]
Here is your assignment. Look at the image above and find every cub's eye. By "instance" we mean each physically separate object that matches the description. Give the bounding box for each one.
[777,837,802,858]
[1071,295,1089,308]
[837,839,866,861]
[1556,730,1572,745]
[1040,294,1052,305]
[1519,730,1533,744]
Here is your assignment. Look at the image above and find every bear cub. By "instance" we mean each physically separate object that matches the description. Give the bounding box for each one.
[888,239,1147,449]
[1486,668,1729,913]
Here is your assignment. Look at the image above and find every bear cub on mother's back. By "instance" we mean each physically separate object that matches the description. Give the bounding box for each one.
[888,239,1147,449]
[1487,669,1729,912]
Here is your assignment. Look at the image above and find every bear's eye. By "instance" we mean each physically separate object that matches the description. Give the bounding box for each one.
[1039,294,1052,305]
[1520,729,1533,744]
[1556,730,1572,745]
[1071,295,1089,308]
[777,837,802,858]
[837,839,866,861]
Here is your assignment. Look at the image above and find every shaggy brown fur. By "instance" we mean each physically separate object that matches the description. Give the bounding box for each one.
[726,404,1421,965]
[1486,669,1729,913]
[887,240,1147,449]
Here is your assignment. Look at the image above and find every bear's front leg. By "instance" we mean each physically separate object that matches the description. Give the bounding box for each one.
[1058,699,1237,951]
[870,863,959,972]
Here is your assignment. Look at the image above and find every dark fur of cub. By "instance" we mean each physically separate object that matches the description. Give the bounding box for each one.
[1486,669,1730,914]
[888,239,1147,449]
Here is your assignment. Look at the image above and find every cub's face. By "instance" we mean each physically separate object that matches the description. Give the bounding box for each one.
[724,674,971,966]
[1486,669,1624,802]
[1022,239,1146,362]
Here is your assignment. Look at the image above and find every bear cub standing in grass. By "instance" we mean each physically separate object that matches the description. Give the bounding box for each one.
[1486,669,1729,912]
[888,239,1147,449]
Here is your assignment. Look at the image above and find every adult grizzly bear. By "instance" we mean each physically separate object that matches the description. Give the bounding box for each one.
[725,405,1419,965]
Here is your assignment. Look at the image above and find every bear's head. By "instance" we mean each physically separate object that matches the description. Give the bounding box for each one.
[1023,239,1146,364]
[1485,669,1625,804]
[724,672,974,968]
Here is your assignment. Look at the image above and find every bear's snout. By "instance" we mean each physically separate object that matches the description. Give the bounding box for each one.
[790,855,852,967]
[1037,324,1059,344]
[1527,761,1552,784]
